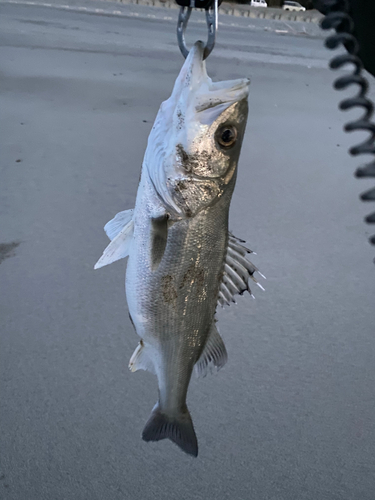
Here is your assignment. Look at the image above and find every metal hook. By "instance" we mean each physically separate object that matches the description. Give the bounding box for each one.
[177,0,218,60]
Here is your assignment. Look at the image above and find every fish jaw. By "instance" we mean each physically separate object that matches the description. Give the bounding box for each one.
[143,41,250,220]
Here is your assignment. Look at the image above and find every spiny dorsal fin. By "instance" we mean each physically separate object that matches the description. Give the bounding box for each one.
[217,232,265,308]
[94,212,134,269]
[195,321,227,377]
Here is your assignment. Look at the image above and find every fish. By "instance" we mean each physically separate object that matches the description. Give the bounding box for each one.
[95,41,263,457]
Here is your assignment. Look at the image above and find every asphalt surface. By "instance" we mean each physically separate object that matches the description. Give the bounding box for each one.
[1,2,375,499]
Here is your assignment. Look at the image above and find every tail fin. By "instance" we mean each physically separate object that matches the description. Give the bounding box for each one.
[142,403,198,457]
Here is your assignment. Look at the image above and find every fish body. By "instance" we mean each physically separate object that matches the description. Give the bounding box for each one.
[126,174,230,455]
[95,42,261,457]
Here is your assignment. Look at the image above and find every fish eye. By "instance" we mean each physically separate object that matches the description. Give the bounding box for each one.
[216,125,237,149]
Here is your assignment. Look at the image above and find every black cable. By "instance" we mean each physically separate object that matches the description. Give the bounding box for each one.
[319,0,375,260]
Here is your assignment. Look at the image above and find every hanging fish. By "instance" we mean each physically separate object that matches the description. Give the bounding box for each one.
[95,41,263,457]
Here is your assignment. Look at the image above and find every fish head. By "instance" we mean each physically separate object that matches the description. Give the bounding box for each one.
[144,41,249,218]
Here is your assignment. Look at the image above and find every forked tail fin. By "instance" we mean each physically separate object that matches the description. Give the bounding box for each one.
[142,403,198,457]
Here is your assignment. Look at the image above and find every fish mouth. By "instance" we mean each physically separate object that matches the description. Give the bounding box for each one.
[175,41,250,113]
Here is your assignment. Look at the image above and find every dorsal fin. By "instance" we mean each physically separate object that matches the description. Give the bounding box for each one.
[218,232,265,307]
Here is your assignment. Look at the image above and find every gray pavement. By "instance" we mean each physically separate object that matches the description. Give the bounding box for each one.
[1,2,375,499]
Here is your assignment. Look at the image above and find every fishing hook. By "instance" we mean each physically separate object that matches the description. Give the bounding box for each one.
[177,0,218,60]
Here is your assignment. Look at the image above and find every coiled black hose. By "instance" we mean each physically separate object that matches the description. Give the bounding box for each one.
[320,0,375,259]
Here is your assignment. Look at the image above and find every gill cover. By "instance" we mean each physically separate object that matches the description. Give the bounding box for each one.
[144,41,250,218]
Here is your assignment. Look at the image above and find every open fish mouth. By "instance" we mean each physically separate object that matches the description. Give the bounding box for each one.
[172,41,250,121]
[175,41,249,101]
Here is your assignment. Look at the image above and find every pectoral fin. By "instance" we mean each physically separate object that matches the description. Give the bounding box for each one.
[195,321,227,377]
[150,215,168,271]
[217,232,265,307]
[94,214,134,269]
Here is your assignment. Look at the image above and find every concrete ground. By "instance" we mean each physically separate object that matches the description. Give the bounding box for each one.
[1,1,374,499]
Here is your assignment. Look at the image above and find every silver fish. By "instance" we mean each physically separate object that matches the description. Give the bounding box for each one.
[95,41,263,457]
